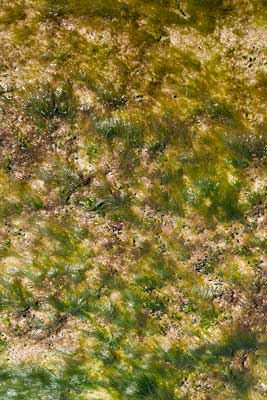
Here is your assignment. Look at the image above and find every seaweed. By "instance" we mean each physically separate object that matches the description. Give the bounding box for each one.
[0,3,26,25]
[25,82,76,123]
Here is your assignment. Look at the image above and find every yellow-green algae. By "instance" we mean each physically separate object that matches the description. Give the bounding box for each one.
[0,0,267,399]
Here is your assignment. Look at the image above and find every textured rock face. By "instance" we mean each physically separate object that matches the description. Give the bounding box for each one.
[0,1,267,399]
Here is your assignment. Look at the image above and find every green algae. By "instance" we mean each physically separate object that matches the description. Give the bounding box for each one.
[95,117,143,145]
[0,278,34,312]
[40,0,129,20]
[0,0,267,399]
[0,3,26,25]
[223,132,267,167]
[25,83,77,122]
[0,363,94,400]
[186,0,235,32]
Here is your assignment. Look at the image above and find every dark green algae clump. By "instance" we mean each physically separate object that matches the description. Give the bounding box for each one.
[0,0,267,399]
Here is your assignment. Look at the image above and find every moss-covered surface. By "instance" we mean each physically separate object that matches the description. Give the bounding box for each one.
[1,0,267,398]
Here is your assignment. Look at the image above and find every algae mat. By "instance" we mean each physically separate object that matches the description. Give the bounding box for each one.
[0,0,267,399]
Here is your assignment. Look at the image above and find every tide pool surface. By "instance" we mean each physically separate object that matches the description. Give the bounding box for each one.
[0,1,267,399]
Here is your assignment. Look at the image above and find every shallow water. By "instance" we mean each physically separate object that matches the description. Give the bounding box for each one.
[0,1,267,399]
